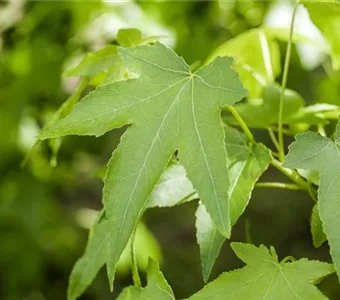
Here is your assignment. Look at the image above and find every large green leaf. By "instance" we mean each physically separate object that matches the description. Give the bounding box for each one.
[304,0,340,70]
[189,243,334,300]
[117,258,174,300]
[208,28,280,98]
[40,42,246,288]
[196,126,271,282]
[284,120,340,280]
[223,84,304,128]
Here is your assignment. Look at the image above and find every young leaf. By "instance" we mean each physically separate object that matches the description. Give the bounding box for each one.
[208,28,280,98]
[223,84,304,128]
[189,243,334,300]
[304,0,340,70]
[40,42,247,288]
[65,45,125,78]
[311,204,327,248]
[196,126,272,282]
[284,120,340,280]
[117,28,143,47]
[287,103,340,126]
[117,258,174,300]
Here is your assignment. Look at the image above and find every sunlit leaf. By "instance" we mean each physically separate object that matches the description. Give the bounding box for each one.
[117,28,143,47]
[209,29,280,98]
[304,0,340,70]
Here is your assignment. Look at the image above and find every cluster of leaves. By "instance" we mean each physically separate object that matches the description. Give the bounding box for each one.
[32,1,340,300]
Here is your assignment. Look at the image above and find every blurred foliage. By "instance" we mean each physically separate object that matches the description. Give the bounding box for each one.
[0,1,340,299]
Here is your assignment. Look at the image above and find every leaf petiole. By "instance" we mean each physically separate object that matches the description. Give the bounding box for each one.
[255,182,301,190]
[278,2,300,161]
[131,226,141,287]
[227,105,256,144]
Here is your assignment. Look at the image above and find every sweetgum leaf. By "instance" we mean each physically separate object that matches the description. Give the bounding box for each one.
[40,42,246,288]
[284,120,340,280]
[117,258,174,300]
[189,243,334,300]
[196,126,271,282]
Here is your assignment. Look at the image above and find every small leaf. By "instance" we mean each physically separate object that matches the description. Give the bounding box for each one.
[304,0,340,70]
[65,45,125,78]
[311,204,327,248]
[284,120,340,280]
[208,28,280,97]
[288,103,340,126]
[224,84,304,128]
[195,126,271,282]
[117,258,174,300]
[189,243,334,300]
[117,28,143,47]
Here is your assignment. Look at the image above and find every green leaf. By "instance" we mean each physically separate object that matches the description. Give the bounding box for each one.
[196,126,271,282]
[65,45,126,78]
[311,204,327,248]
[117,28,143,47]
[68,218,161,300]
[304,0,340,70]
[40,42,247,288]
[189,243,334,300]
[284,120,340,280]
[117,258,174,300]
[288,103,340,126]
[224,83,304,128]
[195,203,225,283]
[116,222,162,276]
[147,161,197,208]
[263,26,329,52]
[209,28,280,98]
[68,218,108,300]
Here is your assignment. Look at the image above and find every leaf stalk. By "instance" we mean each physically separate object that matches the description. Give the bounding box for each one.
[277,2,300,161]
